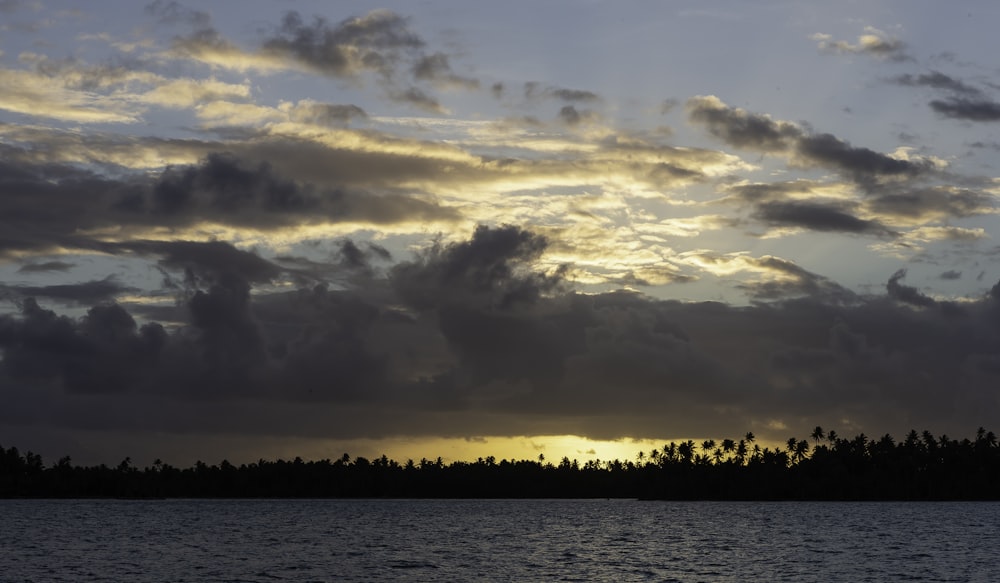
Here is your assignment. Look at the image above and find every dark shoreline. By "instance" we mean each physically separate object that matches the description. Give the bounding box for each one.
[5,427,1000,500]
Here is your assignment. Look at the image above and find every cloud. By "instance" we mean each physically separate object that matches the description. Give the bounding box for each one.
[0,277,136,305]
[389,86,447,113]
[3,226,1000,453]
[0,68,141,123]
[0,149,460,257]
[687,96,932,185]
[16,261,74,273]
[557,105,597,126]
[930,97,1000,122]
[0,298,166,393]
[548,88,601,103]
[889,71,981,95]
[391,224,560,312]
[812,27,910,61]
[146,0,211,27]
[109,240,284,285]
[721,179,994,240]
[794,133,926,182]
[939,270,962,281]
[734,256,856,303]
[753,201,896,237]
[286,100,368,126]
[524,82,602,103]
[411,53,479,90]
[886,269,937,308]
[686,95,799,152]
[261,10,423,78]
[866,187,994,223]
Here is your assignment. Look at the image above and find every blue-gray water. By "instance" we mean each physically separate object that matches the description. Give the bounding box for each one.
[2,499,998,582]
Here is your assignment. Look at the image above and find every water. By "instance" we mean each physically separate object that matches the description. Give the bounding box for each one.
[2,499,998,582]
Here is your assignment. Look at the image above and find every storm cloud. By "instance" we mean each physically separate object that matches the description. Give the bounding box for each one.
[3,226,1000,455]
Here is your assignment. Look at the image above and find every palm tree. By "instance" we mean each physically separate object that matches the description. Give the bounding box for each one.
[678,440,695,465]
[735,439,747,465]
[664,442,678,464]
[701,440,716,465]
[794,439,810,464]
[721,439,736,464]
[922,430,937,450]
[811,426,825,444]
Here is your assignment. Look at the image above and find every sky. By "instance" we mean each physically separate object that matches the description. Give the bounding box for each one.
[3,0,1000,466]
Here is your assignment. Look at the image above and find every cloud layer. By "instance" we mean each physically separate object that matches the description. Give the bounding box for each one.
[2,3,1000,463]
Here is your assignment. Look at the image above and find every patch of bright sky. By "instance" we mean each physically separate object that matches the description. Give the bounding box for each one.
[4,0,1000,303]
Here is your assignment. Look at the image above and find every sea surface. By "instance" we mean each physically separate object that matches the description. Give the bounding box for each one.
[1,499,998,582]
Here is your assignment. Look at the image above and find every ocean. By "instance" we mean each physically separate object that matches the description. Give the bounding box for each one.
[3,499,998,581]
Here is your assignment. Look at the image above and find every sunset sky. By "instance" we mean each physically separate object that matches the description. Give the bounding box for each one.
[3,1,1000,466]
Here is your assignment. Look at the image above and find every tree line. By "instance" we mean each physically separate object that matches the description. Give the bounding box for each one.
[2,427,999,499]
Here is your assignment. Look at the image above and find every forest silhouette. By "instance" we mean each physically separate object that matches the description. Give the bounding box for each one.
[3,427,1000,500]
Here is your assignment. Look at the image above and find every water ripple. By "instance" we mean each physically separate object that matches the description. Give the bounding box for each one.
[1,499,999,582]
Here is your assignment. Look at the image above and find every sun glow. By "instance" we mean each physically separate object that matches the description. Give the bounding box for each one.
[301,435,680,466]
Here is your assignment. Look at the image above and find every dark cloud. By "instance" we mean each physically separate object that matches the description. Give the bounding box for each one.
[146,0,211,28]
[939,270,962,281]
[524,83,601,103]
[289,102,368,126]
[737,256,856,303]
[558,105,583,125]
[4,226,1000,458]
[722,180,818,203]
[272,240,390,283]
[548,88,601,102]
[391,224,560,312]
[411,53,478,89]
[0,149,458,256]
[150,153,315,220]
[886,269,937,308]
[687,97,930,184]
[866,187,992,221]
[795,133,926,182]
[261,10,423,78]
[930,98,1000,122]
[752,201,896,237]
[17,261,75,273]
[157,7,463,110]
[113,240,283,285]
[142,151,457,228]
[721,180,993,239]
[0,277,136,306]
[390,86,446,113]
[686,96,800,152]
[889,71,981,95]
[0,299,165,394]
[557,105,599,126]
[968,141,1000,151]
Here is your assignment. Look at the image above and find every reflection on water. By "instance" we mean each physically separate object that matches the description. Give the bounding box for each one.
[2,499,998,582]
